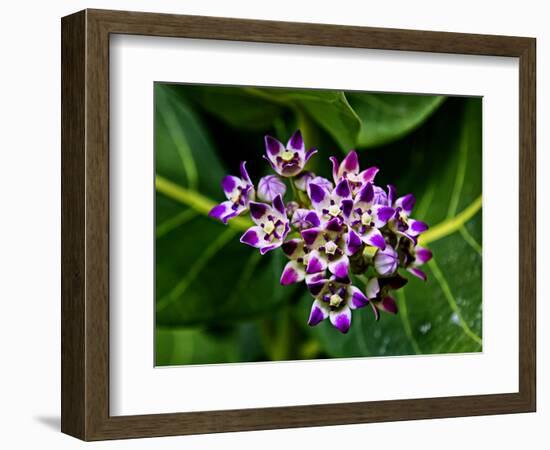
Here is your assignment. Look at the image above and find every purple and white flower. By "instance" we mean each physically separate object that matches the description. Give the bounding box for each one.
[305,178,354,227]
[345,182,395,250]
[209,161,255,224]
[330,150,379,193]
[385,186,429,242]
[263,130,317,177]
[240,194,290,254]
[307,276,380,333]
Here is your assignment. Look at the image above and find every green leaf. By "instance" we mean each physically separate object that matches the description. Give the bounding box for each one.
[246,87,362,151]
[155,84,293,327]
[182,85,285,131]
[300,97,482,357]
[347,93,445,148]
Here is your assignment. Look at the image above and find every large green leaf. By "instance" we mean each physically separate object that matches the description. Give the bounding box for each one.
[347,93,446,148]
[297,97,482,357]
[155,84,295,328]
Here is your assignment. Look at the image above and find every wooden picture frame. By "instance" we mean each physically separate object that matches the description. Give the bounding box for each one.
[61,8,536,441]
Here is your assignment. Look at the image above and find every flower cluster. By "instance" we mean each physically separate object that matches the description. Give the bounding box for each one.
[209,130,432,333]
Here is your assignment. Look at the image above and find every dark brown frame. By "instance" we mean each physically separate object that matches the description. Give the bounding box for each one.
[61,8,536,441]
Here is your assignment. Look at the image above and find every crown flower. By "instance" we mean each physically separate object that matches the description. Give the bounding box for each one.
[210,130,432,333]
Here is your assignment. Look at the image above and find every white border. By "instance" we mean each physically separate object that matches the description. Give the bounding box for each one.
[110,35,519,416]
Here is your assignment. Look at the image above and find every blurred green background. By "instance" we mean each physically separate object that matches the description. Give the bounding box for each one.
[154,83,482,366]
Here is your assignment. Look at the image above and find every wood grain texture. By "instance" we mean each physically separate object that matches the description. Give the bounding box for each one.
[61,8,536,441]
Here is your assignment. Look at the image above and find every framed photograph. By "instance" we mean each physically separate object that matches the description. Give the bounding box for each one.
[61,9,536,440]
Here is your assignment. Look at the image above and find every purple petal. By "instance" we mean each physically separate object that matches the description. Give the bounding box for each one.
[364,228,386,250]
[324,217,343,233]
[341,151,359,174]
[334,179,351,199]
[272,194,286,216]
[257,175,286,202]
[341,199,353,218]
[329,156,340,182]
[239,161,252,184]
[249,201,270,222]
[330,307,351,334]
[360,166,379,183]
[408,219,428,235]
[396,194,416,215]
[415,246,433,265]
[387,184,397,206]
[380,296,398,314]
[239,226,262,248]
[357,182,374,204]
[310,176,334,192]
[304,210,321,227]
[208,201,237,224]
[306,273,327,296]
[265,135,284,156]
[308,183,328,207]
[370,302,380,321]
[328,255,349,279]
[280,261,305,285]
[306,250,327,274]
[287,129,305,153]
[281,238,301,258]
[373,185,389,205]
[308,300,328,326]
[372,205,395,227]
[350,286,369,309]
[260,243,281,255]
[301,227,321,247]
[222,175,239,196]
[346,229,363,256]
[408,267,427,281]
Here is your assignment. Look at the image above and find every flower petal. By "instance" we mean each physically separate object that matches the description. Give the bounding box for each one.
[260,242,282,255]
[415,246,433,265]
[330,306,352,333]
[306,249,328,274]
[280,261,306,285]
[304,148,318,163]
[308,182,330,212]
[324,217,343,233]
[363,228,386,250]
[301,227,323,248]
[395,194,416,215]
[286,129,305,154]
[294,171,314,191]
[304,210,321,227]
[387,184,397,206]
[281,238,303,259]
[328,254,349,279]
[248,201,270,224]
[239,226,263,249]
[308,300,329,326]
[306,273,328,296]
[329,156,340,182]
[334,179,352,200]
[341,199,353,218]
[264,135,284,158]
[222,175,242,198]
[407,267,427,281]
[408,219,429,236]
[257,175,287,202]
[371,204,395,227]
[379,296,398,314]
[349,286,369,309]
[345,229,363,256]
[239,161,252,184]
[357,182,374,205]
[272,194,286,216]
[360,166,379,184]
[208,200,238,224]
[365,277,380,299]
[340,151,359,175]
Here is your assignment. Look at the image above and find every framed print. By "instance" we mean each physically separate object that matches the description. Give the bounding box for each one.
[61,9,536,441]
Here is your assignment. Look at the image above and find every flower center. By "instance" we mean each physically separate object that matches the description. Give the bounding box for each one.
[399,210,408,221]
[281,150,294,162]
[329,294,343,307]
[264,220,275,235]
[328,204,341,217]
[325,241,338,255]
[361,212,372,226]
